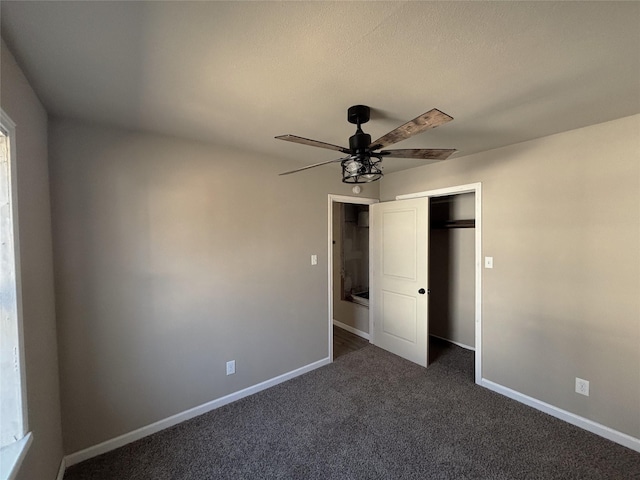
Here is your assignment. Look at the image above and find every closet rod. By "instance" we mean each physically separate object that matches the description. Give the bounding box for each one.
[431,219,475,229]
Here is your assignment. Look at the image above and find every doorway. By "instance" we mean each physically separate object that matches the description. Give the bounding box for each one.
[396,183,482,384]
[327,195,378,361]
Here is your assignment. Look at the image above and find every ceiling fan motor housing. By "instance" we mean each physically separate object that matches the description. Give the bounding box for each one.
[345,105,378,182]
[349,131,371,155]
[347,105,372,155]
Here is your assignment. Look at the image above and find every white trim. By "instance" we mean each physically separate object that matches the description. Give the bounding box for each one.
[481,379,640,453]
[1,109,29,440]
[56,458,66,480]
[474,184,482,384]
[0,111,16,130]
[0,432,32,480]
[59,364,639,471]
[328,194,378,205]
[395,183,481,200]
[327,194,378,361]
[333,319,370,341]
[429,334,474,351]
[395,182,482,384]
[65,357,330,467]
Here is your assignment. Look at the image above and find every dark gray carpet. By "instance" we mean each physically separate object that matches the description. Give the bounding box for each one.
[64,342,640,479]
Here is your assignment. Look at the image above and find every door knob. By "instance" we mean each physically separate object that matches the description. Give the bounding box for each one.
[418,288,426,294]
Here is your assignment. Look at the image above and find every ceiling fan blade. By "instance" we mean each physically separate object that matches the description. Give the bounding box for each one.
[369,109,453,150]
[275,135,349,154]
[279,156,348,176]
[381,148,457,160]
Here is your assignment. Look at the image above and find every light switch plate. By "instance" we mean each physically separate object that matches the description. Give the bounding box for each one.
[226,360,235,376]
[485,256,493,268]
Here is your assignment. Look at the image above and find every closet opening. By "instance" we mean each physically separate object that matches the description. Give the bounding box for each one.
[428,193,476,369]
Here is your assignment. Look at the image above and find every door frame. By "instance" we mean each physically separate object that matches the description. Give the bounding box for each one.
[327,194,379,361]
[396,183,482,384]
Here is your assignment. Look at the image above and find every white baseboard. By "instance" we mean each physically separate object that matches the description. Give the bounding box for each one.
[59,359,639,473]
[56,458,66,480]
[64,356,331,467]
[333,319,370,340]
[430,334,475,351]
[481,379,640,453]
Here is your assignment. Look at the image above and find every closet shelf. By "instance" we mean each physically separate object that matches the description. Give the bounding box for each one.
[432,219,475,229]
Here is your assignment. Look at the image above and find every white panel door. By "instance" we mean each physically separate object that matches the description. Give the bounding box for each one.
[370,198,429,367]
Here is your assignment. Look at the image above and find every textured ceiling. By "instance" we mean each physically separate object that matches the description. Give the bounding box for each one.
[2,1,639,174]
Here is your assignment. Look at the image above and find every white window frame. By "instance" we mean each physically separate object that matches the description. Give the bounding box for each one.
[0,109,32,480]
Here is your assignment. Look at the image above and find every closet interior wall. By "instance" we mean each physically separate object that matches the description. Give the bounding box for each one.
[429,193,476,350]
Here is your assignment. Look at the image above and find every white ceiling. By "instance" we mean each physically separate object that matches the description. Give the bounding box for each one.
[2,1,639,174]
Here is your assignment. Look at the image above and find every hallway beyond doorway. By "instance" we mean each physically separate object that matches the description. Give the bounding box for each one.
[333,325,368,360]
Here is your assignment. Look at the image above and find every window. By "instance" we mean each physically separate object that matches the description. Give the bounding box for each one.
[0,111,31,480]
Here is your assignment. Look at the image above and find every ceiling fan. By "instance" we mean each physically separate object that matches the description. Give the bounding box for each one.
[276,105,456,183]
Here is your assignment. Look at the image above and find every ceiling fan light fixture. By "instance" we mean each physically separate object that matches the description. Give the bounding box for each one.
[342,170,383,184]
[341,156,383,183]
[345,159,362,173]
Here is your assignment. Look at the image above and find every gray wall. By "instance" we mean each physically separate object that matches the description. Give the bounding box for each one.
[0,41,64,479]
[48,119,363,454]
[429,193,475,348]
[381,114,640,439]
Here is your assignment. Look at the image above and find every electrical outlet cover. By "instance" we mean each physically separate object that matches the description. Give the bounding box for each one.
[575,377,589,396]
